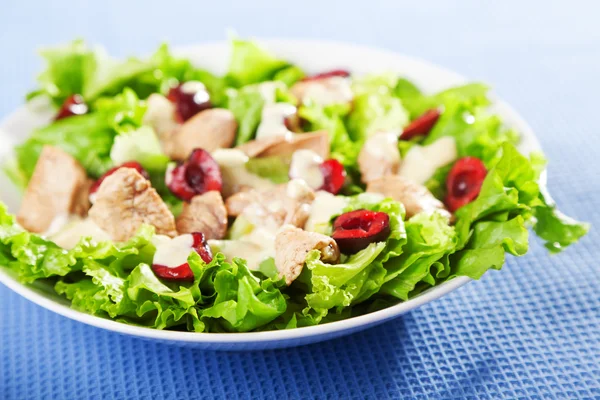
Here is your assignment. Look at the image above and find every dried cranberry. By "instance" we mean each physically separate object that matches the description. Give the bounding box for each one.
[90,161,149,196]
[167,81,211,122]
[444,157,487,212]
[303,69,351,82]
[55,94,88,121]
[400,109,441,140]
[152,233,213,282]
[332,210,391,254]
[319,159,346,195]
[166,148,222,201]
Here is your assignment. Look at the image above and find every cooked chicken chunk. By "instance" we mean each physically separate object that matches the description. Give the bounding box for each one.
[275,225,340,285]
[88,168,177,241]
[366,175,451,219]
[225,181,315,230]
[142,94,179,140]
[290,77,353,106]
[163,108,237,161]
[17,146,91,233]
[358,132,401,183]
[176,191,228,240]
[236,130,329,159]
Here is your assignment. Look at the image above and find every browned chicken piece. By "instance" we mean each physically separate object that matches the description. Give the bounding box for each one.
[163,108,237,161]
[236,130,330,159]
[274,225,340,285]
[142,93,179,140]
[290,77,353,106]
[225,184,315,229]
[88,168,177,241]
[176,191,228,240]
[366,175,451,219]
[357,132,401,183]
[17,146,91,233]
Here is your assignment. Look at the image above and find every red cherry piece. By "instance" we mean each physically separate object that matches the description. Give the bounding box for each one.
[151,263,195,282]
[400,109,441,140]
[319,159,346,195]
[444,157,487,212]
[166,148,223,201]
[332,209,391,254]
[191,232,213,264]
[167,81,212,122]
[151,232,212,282]
[166,164,197,201]
[55,94,88,121]
[90,161,149,195]
[302,69,351,82]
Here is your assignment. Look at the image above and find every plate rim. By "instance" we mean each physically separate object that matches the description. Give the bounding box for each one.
[0,38,539,344]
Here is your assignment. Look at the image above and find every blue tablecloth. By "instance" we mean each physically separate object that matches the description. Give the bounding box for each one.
[1,1,599,398]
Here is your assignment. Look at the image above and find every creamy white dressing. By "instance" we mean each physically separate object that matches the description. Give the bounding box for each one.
[364,131,401,162]
[211,149,275,196]
[208,225,278,271]
[152,234,194,268]
[255,103,296,140]
[253,81,285,104]
[44,213,71,237]
[398,137,458,184]
[289,150,324,189]
[304,191,348,234]
[49,217,111,250]
[301,77,353,106]
[286,179,314,200]
[142,94,178,137]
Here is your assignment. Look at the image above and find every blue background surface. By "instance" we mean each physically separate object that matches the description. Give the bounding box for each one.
[1,1,599,398]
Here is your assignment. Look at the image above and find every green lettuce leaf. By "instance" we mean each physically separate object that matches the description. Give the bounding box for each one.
[397,81,490,120]
[299,102,358,167]
[245,156,290,184]
[28,41,227,107]
[381,212,457,300]
[447,143,587,279]
[226,39,289,87]
[227,88,265,146]
[273,65,305,86]
[110,126,169,173]
[28,39,97,106]
[533,191,590,253]
[347,73,409,142]
[195,255,287,332]
[127,263,202,331]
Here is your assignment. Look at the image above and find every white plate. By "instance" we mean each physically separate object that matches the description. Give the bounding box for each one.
[0,39,541,350]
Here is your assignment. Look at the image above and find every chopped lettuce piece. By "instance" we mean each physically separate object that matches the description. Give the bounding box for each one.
[110,126,169,173]
[226,39,289,87]
[347,73,409,142]
[227,88,265,146]
[245,155,290,184]
[29,39,97,106]
[299,102,358,167]
[381,212,457,300]
[193,254,287,332]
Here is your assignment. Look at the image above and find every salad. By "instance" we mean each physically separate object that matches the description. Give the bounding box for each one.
[0,39,589,333]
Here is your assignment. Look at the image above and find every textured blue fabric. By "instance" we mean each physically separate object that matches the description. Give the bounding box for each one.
[1,1,599,399]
